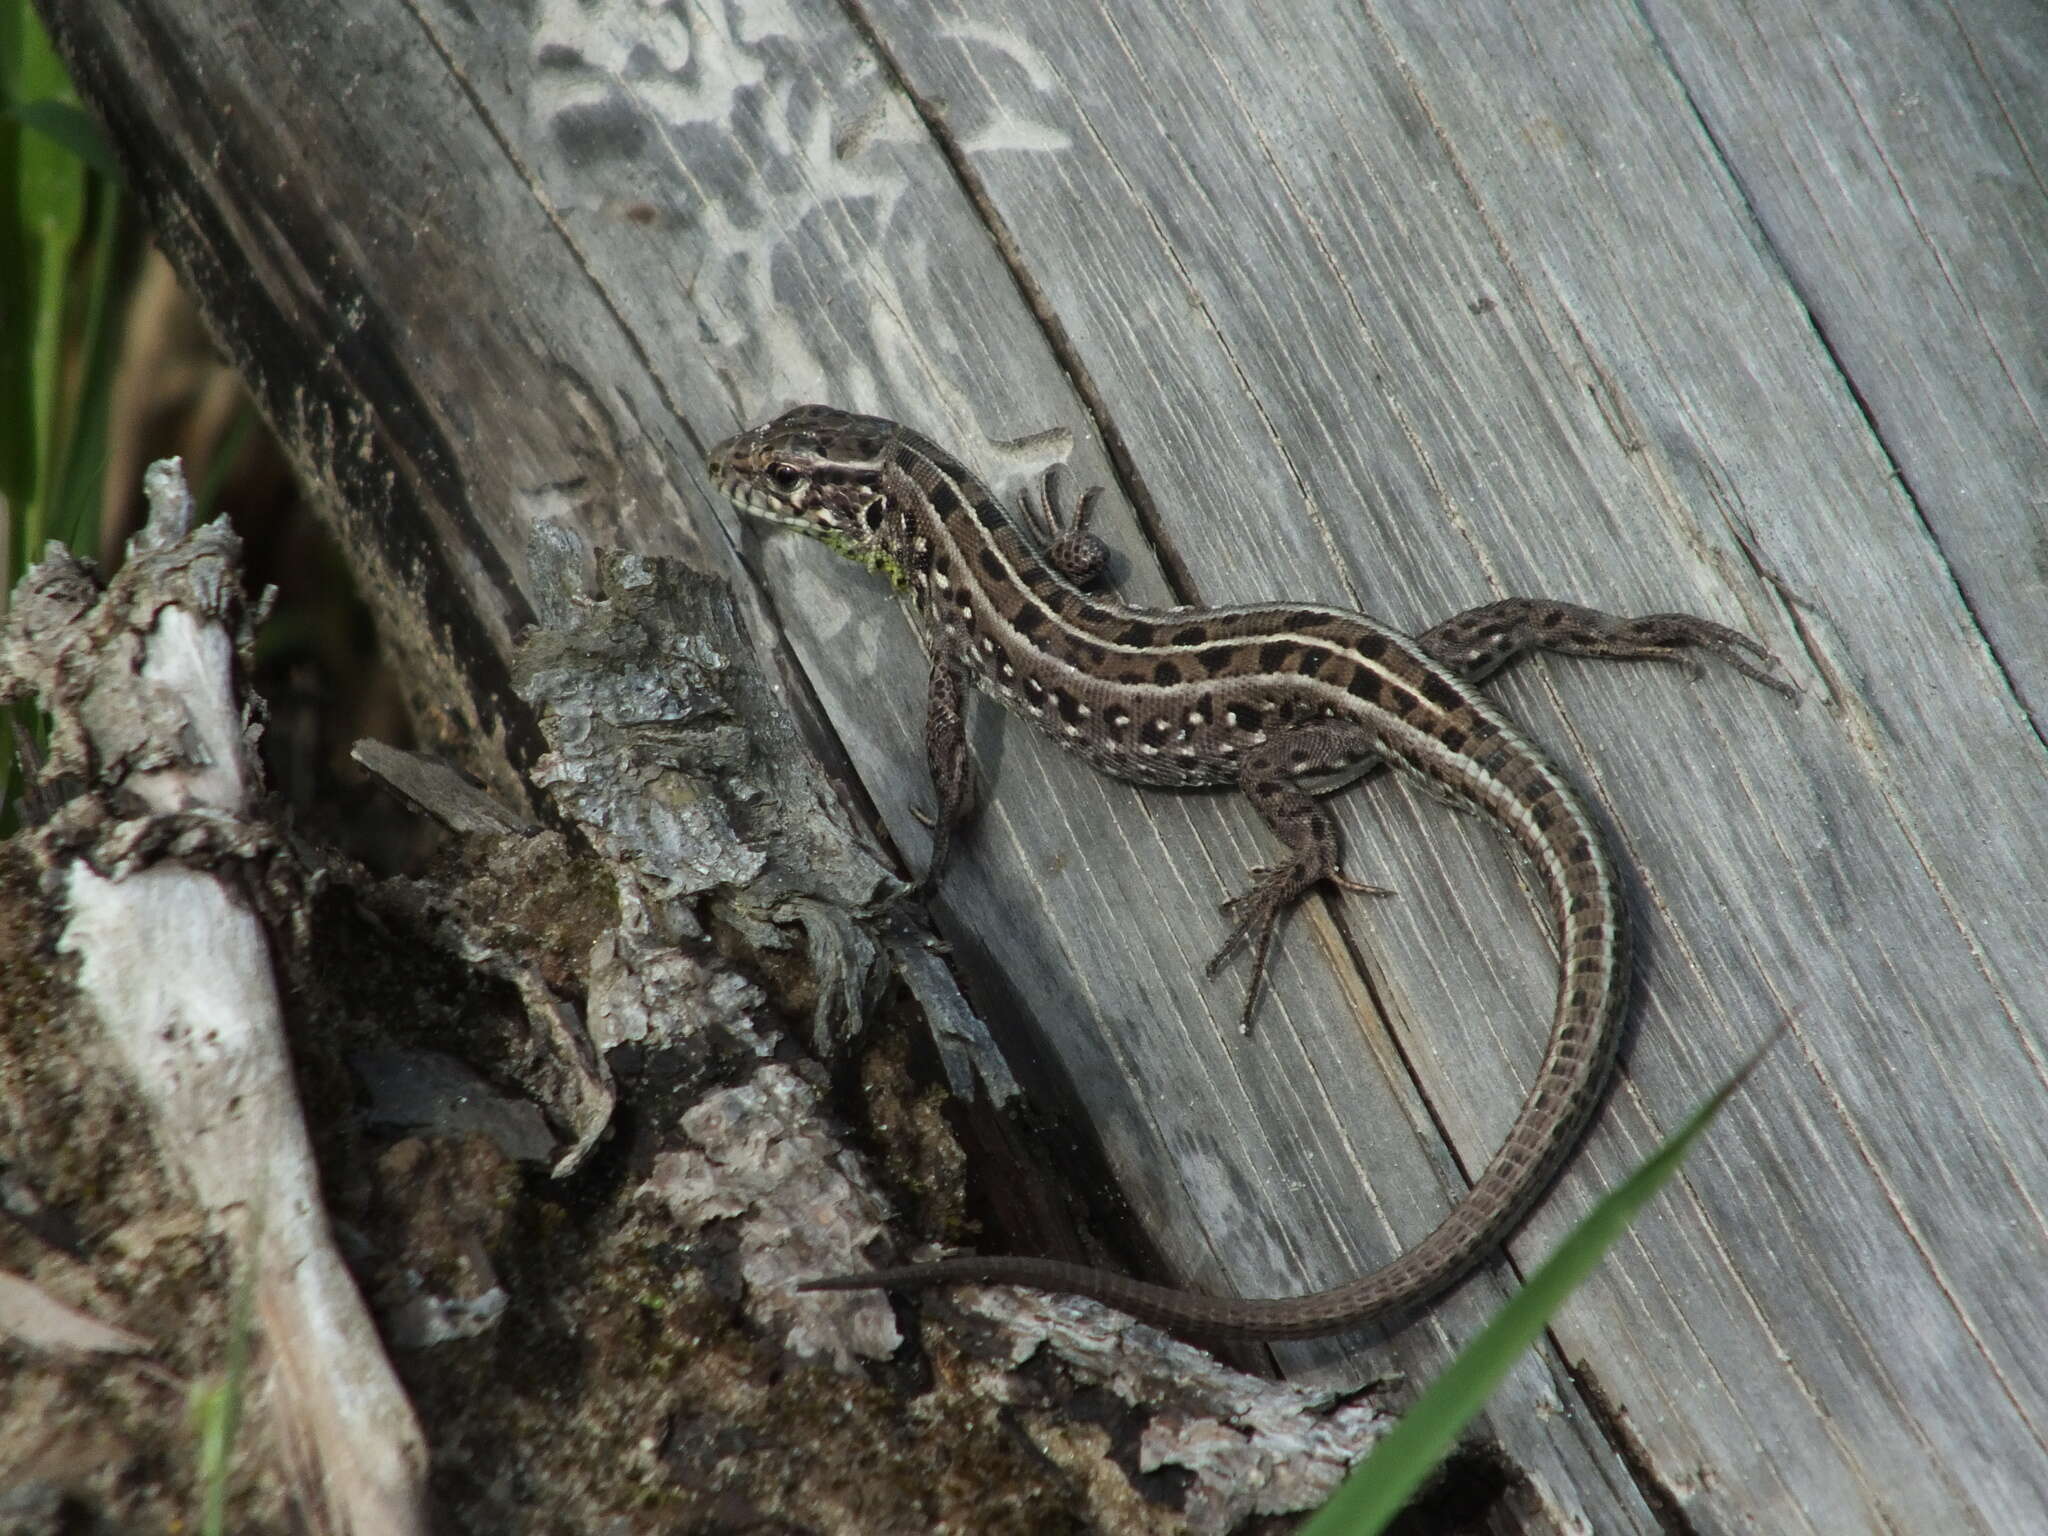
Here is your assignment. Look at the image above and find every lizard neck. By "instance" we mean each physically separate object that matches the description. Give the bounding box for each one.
[879,427,1123,651]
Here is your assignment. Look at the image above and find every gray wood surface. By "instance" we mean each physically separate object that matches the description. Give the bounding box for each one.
[53,0,2047,1528]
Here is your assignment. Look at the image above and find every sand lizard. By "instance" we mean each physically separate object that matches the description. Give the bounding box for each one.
[709,405,1789,1340]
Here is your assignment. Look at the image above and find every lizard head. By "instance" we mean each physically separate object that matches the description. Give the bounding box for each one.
[708,406,909,588]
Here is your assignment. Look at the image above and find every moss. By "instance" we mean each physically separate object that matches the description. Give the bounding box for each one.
[820,529,909,592]
[0,826,1160,1532]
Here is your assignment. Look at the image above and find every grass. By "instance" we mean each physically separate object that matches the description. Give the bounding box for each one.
[1,0,127,828]
[190,1229,259,1536]
[1299,1028,1783,1534]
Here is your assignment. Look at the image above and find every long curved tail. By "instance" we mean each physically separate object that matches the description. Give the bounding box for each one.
[804,753,1629,1342]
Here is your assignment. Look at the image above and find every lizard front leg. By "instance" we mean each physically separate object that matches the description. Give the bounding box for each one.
[1018,463,1112,590]
[913,654,975,893]
[1206,718,1392,1030]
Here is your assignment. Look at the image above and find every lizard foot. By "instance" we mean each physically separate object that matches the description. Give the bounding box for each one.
[1019,463,1112,588]
[1206,859,1393,1030]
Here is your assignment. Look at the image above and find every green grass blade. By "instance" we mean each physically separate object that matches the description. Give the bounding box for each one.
[0,2,38,527]
[46,174,126,555]
[6,96,116,181]
[3,0,71,105]
[1300,1029,1784,1536]
[25,186,79,553]
[193,1209,261,1535]
[3,2,125,832]
[3,0,90,563]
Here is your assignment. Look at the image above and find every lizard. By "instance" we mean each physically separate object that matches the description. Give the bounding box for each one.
[707,404,1791,1341]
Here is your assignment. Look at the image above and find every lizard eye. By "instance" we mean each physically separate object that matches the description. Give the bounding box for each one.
[769,463,802,490]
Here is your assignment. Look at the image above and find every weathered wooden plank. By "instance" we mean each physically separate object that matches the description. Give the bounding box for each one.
[1651,0,2048,722]
[845,2,2048,1529]
[49,0,2047,1527]
[1265,5,2048,1529]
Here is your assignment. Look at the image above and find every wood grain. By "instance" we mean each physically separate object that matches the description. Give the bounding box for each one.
[48,0,2048,1527]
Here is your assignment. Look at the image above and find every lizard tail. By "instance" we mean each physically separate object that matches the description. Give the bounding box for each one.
[804,752,1628,1342]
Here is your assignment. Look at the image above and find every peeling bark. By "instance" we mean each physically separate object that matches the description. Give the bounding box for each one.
[3,462,429,1535]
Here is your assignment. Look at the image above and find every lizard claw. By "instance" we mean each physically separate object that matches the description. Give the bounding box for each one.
[1205,859,1391,1030]
[1330,871,1396,898]
[1205,902,1280,1033]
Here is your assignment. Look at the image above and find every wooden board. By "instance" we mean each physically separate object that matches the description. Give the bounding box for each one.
[52,0,2048,1527]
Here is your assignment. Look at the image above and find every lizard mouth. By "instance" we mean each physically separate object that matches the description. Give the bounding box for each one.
[706,432,804,528]
[711,473,815,537]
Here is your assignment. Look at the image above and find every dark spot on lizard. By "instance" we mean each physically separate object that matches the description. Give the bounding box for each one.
[1351,630,1391,663]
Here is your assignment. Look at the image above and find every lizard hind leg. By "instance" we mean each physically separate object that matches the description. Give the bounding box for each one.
[1206,720,1393,1030]
[1418,598,1794,696]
